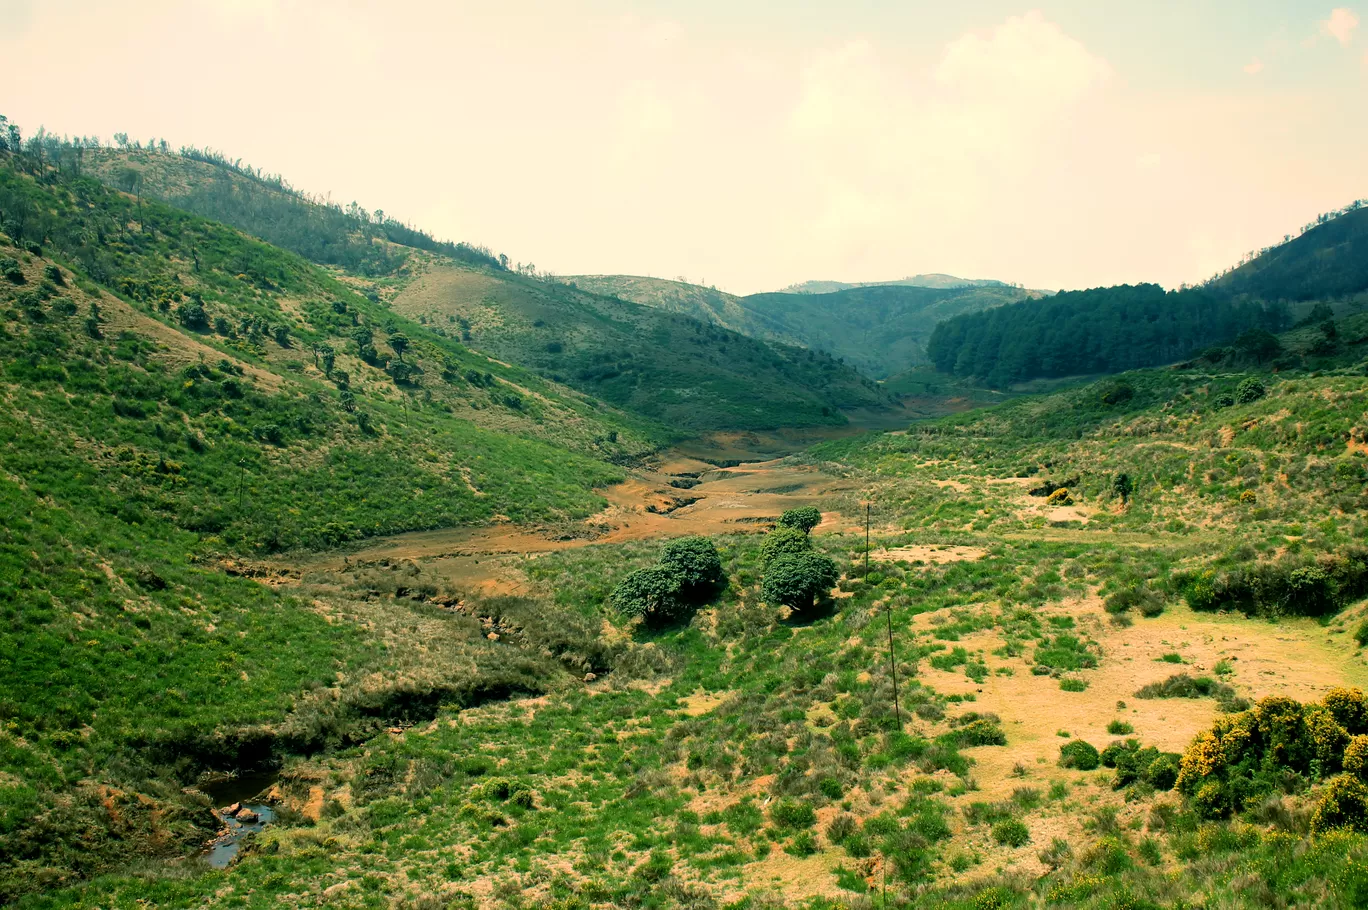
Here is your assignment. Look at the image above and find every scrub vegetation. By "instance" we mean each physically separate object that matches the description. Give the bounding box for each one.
[5,117,1368,908]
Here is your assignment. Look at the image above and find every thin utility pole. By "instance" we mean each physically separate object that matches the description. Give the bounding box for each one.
[870,501,902,730]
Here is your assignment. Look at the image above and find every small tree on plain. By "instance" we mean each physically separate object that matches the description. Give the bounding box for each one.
[660,537,724,598]
[778,506,823,534]
[762,552,838,612]
[761,526,811,569]
[611,567,684,625]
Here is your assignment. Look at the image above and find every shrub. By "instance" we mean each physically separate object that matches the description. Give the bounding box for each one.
[1059,740,1100,770]
[826,813,858,845]
[1355,620,1368,648]
[0,256,22,283]
[1107,720,1134,735]
[762,552,839,612]
[991,818,1030,847]
[1344,736,1368,780]
[1046,487,1073,506]
[1099,381,1134,406]
[1326,689,1368,735]
[769,799,817,830]
[760,526,811,568]
[610,567,684,624]
[1235,377,1266,404]
[660,536,724,596]
[1146,754,1180,790]
[1312,776,1368,833]
[177,302,209,330]
[1059,678,1088,692]
[777,506,822,534]
[43,264,63,285]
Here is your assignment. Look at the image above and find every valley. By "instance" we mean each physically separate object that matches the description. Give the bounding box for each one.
[3,122,1368,910]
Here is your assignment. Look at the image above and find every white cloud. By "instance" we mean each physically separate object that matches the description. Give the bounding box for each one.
[1243,58,1265,74]
[934,10,1112,106]
[1323,8,1360,45]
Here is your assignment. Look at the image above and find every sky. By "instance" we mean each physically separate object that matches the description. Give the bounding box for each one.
[2,0,1365,294]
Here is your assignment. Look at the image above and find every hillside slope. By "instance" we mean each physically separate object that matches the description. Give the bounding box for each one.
[83,149,886,431]
[389,262,889,431]
[570,275,1035,378]
[1213,204,1368,302]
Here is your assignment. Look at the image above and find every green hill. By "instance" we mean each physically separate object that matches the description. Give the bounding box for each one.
[1212,203,1368,302]
[0,133,680,898]
[81,150,887,431]
[571,275,1036,378]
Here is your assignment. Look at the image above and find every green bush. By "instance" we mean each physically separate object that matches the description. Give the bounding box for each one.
[762,552,839,611]
[760,525,812,568]
[991,818,1030,847]
[660,536,724,596]
[1235,376,1266,404]
[610,566,683,624]
[1107,719,1134,735]
[769,799,817,830]
[1059,740,1100,770]
[777,506,822,534]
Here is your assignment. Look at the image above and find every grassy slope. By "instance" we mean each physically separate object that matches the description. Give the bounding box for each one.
[86,151,890,432]
[571,275,1035,379]
[389,262,890,432]
[0,157,676,897]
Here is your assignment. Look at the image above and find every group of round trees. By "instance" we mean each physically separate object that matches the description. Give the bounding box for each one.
[609,536,725,626]
[608,505,841,625]
[760,507,839,614]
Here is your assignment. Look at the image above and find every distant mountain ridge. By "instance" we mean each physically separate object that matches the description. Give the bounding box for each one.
[777,274,1024,294]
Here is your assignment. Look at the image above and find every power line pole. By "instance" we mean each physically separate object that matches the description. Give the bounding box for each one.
[870,501,902,731]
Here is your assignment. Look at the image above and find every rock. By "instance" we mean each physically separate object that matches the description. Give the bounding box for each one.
[236,808,259,823]
[487,632,499,641]
[584,672,597,683]
[223,802,242,816]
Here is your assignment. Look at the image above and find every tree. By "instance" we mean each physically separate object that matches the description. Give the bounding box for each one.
[320,346,336,377]
[1235,377,1266,405]
[660,537,724,597]
[762,553,839,611]
[1111,473,1133,505]
[761,526,811,568]
[611,567,684,624]
[177,302,209,331]
[778,506,822,534]
[388,331,410,361]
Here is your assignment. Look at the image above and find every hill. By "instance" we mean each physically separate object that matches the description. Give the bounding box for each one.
[80,149,886,431]
[1212,203,1368,302]
[926,204,1368,389]
[927,283,1290,388]
[389,263,889,431]
[570,275,1036,379]
[778,273,1020,294]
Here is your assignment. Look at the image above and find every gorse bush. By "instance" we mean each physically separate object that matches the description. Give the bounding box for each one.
[1175,548,1368,618]
[1060,739,1101,770]
[1177,689,1368,819]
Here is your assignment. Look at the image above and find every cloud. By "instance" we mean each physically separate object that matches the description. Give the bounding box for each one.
[1243,58,1265,74]
[1323,7,1360,45]
[934,10,1112,106]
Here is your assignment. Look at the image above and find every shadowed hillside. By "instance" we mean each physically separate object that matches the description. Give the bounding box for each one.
[571,274,1038,378]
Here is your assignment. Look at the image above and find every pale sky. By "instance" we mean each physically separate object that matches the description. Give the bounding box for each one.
[3,1,1365,294]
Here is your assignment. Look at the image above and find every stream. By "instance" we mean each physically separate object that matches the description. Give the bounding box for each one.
[199,771,280,869]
